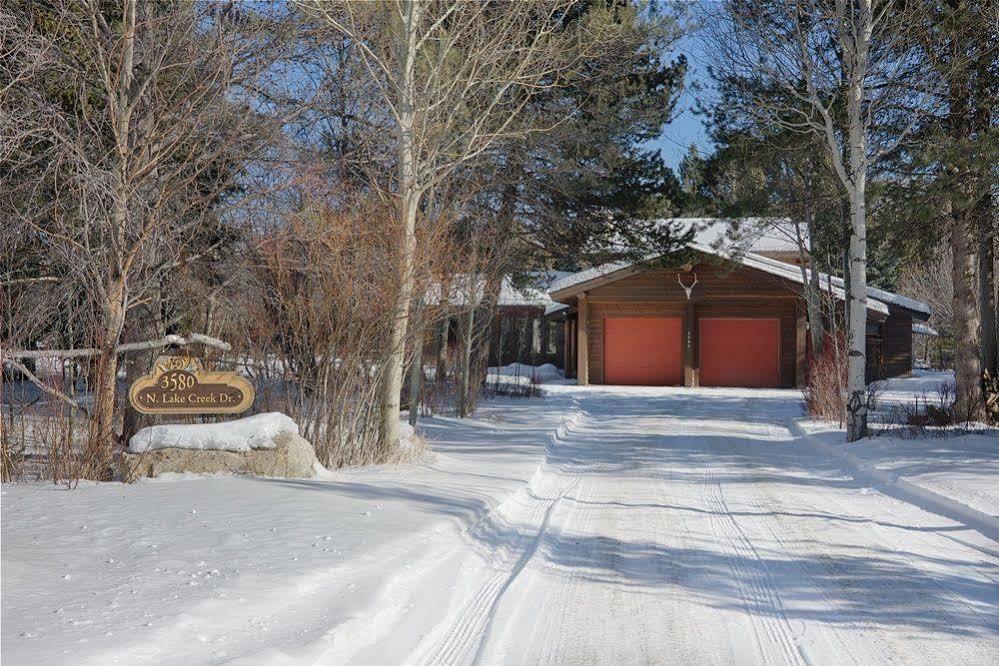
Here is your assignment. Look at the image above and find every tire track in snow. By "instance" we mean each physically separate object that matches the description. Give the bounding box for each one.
[753,462,996,664]
[747,486,873,665]
[410,403,593,666]
[654,450,719,664]
[531,472,596,666]
[702,459,808,666]
[527,420,678,666]
[766,423,999,661]
[429,494,557,666]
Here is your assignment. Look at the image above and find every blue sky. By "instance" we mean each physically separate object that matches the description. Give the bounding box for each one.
[643,29,713,172]
[647,100,710,171]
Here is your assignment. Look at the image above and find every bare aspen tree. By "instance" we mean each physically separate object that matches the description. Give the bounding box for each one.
[1,2,291,473]
[705,0,936,440]
[297,1,624,447]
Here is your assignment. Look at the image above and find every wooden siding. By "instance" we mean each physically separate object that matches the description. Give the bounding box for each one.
[583,261,801,388]
[882,309,913,378]
[586,263,799,303]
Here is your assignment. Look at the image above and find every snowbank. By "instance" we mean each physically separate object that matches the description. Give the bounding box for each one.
[128,412,299,453]
[2,394,572,665]
[790,416,999,541]
[487,362,563,383]
[839,433,999,519]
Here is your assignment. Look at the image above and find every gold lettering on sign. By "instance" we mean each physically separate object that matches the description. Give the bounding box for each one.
[128,355,255,415]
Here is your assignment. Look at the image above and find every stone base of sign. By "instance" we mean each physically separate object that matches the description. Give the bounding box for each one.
[120,431,317,482]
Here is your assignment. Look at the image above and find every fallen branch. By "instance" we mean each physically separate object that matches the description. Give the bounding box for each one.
[0,356,89,415]
[0,276,60,287]
[4,333,232,360]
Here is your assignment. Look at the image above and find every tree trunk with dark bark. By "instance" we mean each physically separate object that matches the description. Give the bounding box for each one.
[953,209,984,420]
[977,195,997,379]
[456,305,475,418]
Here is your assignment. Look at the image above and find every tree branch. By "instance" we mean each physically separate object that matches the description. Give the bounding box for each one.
[5,333,232,360]
[0,356,89,415]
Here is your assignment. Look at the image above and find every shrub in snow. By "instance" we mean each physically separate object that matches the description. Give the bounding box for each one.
[483,377,543,399]
[386,422,431,465]
[804,334,849,425]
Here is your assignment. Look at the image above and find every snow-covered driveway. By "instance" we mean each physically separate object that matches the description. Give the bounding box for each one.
[405,386,999,666]
[3,386,997,665]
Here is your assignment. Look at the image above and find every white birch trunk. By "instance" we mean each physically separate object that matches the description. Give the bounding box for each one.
[379,0,421,450]
[87,0,138,473]
[844,0,871,442]
[845,180,869,440]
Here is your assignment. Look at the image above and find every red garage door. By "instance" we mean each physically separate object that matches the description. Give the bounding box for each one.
[699,318,780,388]
[604,317,682,385]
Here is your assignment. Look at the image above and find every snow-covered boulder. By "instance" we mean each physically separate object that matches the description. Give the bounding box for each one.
[121,413,317,482]
[127,413,298,453]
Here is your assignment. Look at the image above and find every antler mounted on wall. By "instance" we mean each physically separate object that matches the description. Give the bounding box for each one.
[677,272,698,300]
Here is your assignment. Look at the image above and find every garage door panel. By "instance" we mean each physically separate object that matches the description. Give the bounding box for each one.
[699,318,780,388]
[604,317,682,386]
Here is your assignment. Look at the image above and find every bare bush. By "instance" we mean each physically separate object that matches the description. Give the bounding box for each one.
[237,196,453,468]
[1,1,294,476]
[0,368,95,484]
[804,334,848,425]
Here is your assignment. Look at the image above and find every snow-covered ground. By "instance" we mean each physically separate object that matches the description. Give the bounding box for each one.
[872,369,957,415]
[1,395,580,665]
[799,370,998,536]
[3,381,998,664]
[819,431,998,518]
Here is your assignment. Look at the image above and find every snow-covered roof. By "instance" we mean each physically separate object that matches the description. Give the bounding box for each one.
[544,302,570,316]
[426,272,572,308]
[688,217,805,254]
[548,261,633,297]
[912,322,938,336]
[498,271,574,307]
[549,218,804,296]
[497,279,551,307]
[549,219,931,319]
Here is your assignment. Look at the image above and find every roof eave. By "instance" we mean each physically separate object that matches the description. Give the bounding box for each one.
[548,246,895,318]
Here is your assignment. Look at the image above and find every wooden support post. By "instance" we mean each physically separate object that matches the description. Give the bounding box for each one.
[577,293,589,385]
[563,318,572,378]
[795,301,808,388]
[684,301,698,387]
